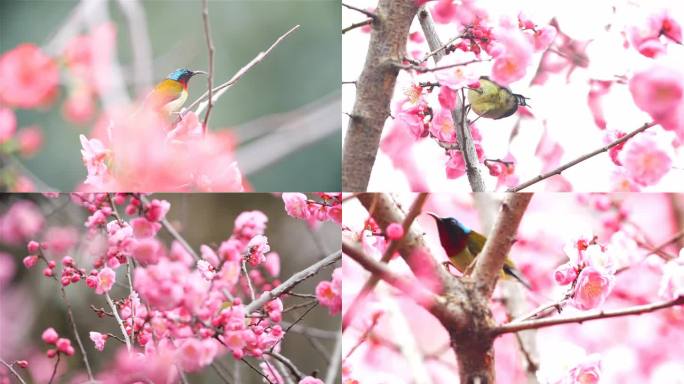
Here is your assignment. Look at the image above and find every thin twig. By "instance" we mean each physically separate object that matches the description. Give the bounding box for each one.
[105,292,132,352]
[509,122,656,192]
[266,352,305,381]
[242,261,257,301]
[244,250,341,313]
[211,362,233,384]
[396,57,491,73]
[0,359,27,384]
[241,358,275,384]
[201,0,215,130]
[420,34,463,63]
[60,286,95,381]
[48,353,61,384]
[342,2,377,19]
[188,25,300,114]
[493,296,684,335]
[342,18,373,34]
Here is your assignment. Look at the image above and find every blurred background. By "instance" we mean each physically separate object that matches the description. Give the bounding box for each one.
[0,193,341,383]
[0,0,341,191]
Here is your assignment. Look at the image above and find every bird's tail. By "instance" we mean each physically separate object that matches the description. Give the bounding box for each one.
[503,264,532,290]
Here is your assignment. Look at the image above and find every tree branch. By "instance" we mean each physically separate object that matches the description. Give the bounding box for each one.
[201,0,215,130]
[342,193,429,331]
[418,7,485,191]
[189,25,300,115]
[342,240,443,310]
[493,296,684,335]
[356,193,454,288]
[508,122,656,192]
[342,3,377,19]
[342,18,374,34]
[244,250,341,313]
[471,193,533,298]
[342,0,420,190]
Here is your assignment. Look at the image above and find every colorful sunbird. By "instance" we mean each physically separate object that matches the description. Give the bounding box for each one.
[146,68,207,116]
[427,212,531,288]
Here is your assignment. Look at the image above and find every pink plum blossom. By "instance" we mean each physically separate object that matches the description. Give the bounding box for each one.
[89,332,108,351]
[429,108,457,144]
[246,234,270,266]
[299,377,324,384]
[0,107,16,143]
[572,267,615,310]
[283,193,310,220]
[619,130,674,186]
[94,267,116,295]
[0,43,59,108]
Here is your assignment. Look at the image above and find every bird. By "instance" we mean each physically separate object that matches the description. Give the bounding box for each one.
[145,68,207,117]
[427,212,531,289]
[467,76,529,120]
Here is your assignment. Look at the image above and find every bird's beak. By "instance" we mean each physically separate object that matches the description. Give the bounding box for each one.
[191,70,208,77]
[426,212,441,221]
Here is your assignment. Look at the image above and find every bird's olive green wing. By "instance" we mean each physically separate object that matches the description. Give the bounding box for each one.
[466,230,487,257]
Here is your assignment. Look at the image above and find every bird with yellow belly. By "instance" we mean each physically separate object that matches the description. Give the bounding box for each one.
[145,68,206,118]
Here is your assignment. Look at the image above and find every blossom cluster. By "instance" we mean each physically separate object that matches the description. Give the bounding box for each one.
[282,192,342,226]
[555,235,616,310]
[1,194,338,383]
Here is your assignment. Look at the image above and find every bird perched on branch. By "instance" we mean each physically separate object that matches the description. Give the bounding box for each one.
[427,212,531,288]
[145,68,207,117]
[467,76,529,120]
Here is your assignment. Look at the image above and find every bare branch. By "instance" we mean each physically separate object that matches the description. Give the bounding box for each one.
[509,122,656,192]
[494,296,684,335]
[342,240,442,309]
[201,0,215,129]
[471,193,533,298]
[189,25,300,114]
[342,3,377,19]
[106,292,132,352]
[342,18,374,34]
[244,250,341,313]
[0,359,27,384]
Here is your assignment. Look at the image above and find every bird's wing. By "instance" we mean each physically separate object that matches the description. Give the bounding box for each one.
[146,79,185,109]
[466,230,487,256]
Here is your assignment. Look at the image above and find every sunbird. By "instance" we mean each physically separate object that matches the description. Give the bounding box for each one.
[427,212,531,288]
[146,68,207,116]
[467,76,529,120]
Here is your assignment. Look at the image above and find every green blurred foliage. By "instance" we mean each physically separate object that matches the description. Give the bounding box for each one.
[0,0,341,191]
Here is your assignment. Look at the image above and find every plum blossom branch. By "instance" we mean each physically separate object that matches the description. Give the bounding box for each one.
[342,0,420,190]
[418,7,486,192]
[471,193,534,298]
[494,296,684,335]
[341,240,443,309]
[265,352,305,381]
[509,122,657,192]
[342,193,429,331]
[244,250,341,313]
[188,25,300,115]
[201,0,215,129]
[105,292,131,352]
[0,359,27,384]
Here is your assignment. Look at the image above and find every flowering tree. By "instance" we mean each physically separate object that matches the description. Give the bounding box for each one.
[342,1,684,192]
[342,193,684,382]
[0,193,341,383]
[0,0,340,192]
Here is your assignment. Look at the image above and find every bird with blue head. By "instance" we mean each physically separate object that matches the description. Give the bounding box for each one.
[146,68,207,118]
[427,212,531,288]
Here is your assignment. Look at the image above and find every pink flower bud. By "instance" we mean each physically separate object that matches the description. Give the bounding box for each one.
[16,360,28,368]
[386,223,404,241]
[27,240,40,253]
[23,255,38,268]
[43,267,53,277]
[62,256,74,266]
[42,328,59,344]
[553,262,578,285]
[56,338,72,354]
[46,349,57,358]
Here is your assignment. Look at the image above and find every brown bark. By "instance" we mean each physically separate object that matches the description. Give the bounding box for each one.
[342,0,420,191]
